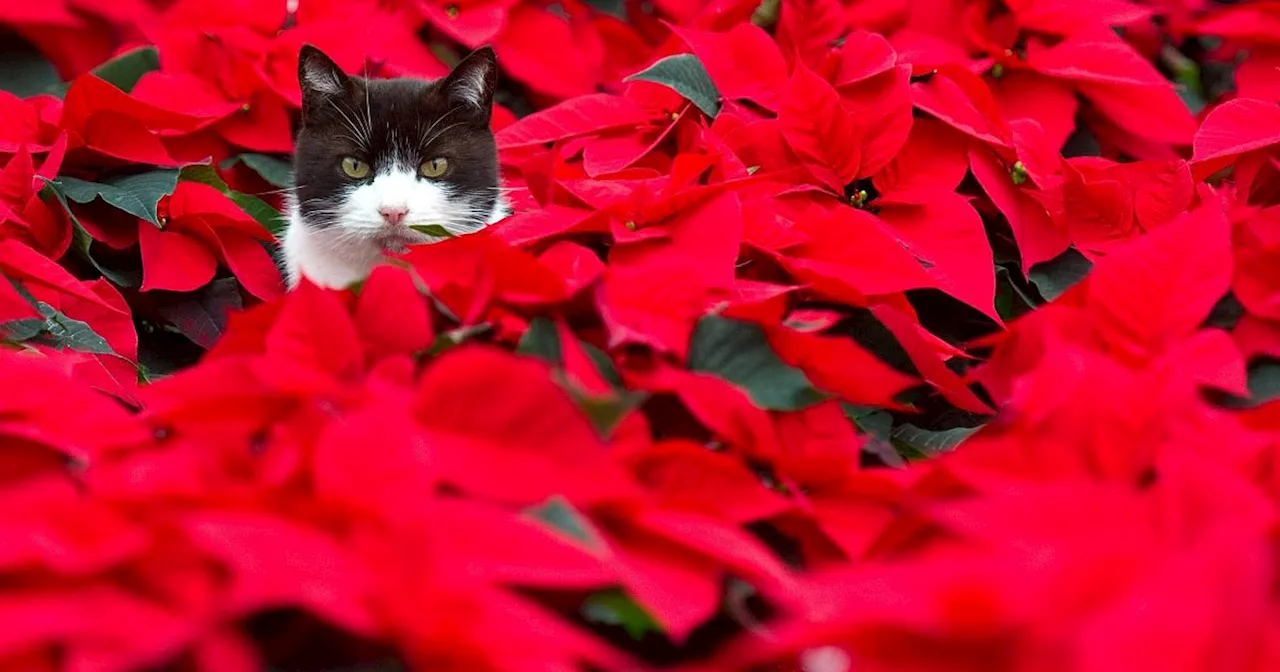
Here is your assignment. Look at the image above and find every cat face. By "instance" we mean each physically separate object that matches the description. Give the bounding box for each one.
[292,45,501,253]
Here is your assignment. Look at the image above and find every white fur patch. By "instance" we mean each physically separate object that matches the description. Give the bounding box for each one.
[301,62,344,96]
[450,68,489,108]
[281,175,511,290]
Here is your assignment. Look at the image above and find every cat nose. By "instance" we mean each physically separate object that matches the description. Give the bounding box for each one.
[378,205,408,226]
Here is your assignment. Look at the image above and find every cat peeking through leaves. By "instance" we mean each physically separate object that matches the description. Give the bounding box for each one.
[280,45,510,289]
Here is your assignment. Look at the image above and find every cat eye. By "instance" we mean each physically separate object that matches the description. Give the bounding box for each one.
[420,157,449,178]
[341,157,371,179]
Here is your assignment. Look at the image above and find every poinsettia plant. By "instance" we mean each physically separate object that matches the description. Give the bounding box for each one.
[2,0,1280,670]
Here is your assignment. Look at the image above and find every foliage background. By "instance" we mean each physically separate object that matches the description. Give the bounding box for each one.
[2,0,1280,670]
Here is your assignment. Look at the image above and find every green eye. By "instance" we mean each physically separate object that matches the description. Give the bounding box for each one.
[341,157,370,179]
[420,157,449,178]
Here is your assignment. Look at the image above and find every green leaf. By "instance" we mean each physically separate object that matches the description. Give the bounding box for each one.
[90,46,160,94]
[524,495,605,550]
[562,382,647,438]
[55,170,180,226]
[40,182,140,287]
[180,164,286,235]
[154,278,243,349]
[994,265,1039,319]
[0,48,61,98]
[581,589,663,639]
[623,53,721,118]
[420,322,490,358]
[583,0,626,19]
[407,224,455,238]
[518,316,561,364]
[1029,247,1093,302]
[842,403,893,442]
[231,193,287,236]
[751,0,781,28]
[1204,291,1244,330]
[890,423,981,457]
[688,315,826,411]
[1247,360,1280,406]
[1,279,118,356]
[226,153,295,189]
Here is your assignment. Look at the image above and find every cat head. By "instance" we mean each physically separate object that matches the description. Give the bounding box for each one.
[292,45,501,252]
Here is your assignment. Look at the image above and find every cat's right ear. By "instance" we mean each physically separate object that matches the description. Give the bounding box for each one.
[298,45,351,115]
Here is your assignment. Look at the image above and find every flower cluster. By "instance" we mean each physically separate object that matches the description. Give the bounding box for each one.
[2,0,1280,670]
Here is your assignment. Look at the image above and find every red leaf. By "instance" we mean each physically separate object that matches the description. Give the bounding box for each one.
[137,223,218,293]
[261,279,364,390]
[767,325,919,408]
[1086,201,1233,358]
[1192,99,1280,178]
[912,65,1013,148]
[878,190,999,321]
[625,439,793,523]
[354,265,434,359]
[669,23,789,111]
[496,94,657,149]
[779,64,862,191]
[969,143,1070,269]
[414,346,637,506]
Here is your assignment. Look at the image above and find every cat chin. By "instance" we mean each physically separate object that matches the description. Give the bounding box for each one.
[280,197,511,290]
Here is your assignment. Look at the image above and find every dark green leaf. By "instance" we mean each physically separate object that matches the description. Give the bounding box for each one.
[524,495,604,549]
[55,170,180,226]
[994,265,1039,319]
[1062,124,1101,159]
[1,317,44,342]
[582,589,663,639]
[563,382,647,438]
[155,279,243,349]
[689,315,826,411]
[421,322,490,357]
[231,153,295,189]
[1029,247,1093,302]
[518,316,561,364]
[231,192,286,235]
[1247,360,1280,406]
[890,423,981,457]
[842,403,905,467]
[582,340,624,388]
[842,403,893,441]
[0,48,61,98]
[90,46,160,93]
[623,53,721,118]
[583,0,626,19]
[41,182,140,287]
[2,279,118,356]
[178,164,226,190]
[1203,291,1244,330]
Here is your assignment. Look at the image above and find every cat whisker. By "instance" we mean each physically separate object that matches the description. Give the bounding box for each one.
[423,122,466,149]
[419,105,465,145]
[328,100,369,149]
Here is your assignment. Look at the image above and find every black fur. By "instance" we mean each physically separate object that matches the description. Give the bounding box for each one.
[293,45,500,229]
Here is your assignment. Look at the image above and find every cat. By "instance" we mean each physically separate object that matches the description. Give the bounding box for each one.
[281,44,510,289]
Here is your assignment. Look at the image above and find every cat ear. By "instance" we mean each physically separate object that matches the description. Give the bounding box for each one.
[298,44,351,102]
[438,46,497,118]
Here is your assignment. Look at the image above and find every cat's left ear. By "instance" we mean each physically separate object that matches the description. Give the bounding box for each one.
[438,46,497,120]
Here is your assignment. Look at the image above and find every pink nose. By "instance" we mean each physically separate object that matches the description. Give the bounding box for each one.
[379,205,408,226]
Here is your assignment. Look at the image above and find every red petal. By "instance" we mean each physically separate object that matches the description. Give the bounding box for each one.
[779,63,862,190]
[137,222,218,293]
[669,23,789,111]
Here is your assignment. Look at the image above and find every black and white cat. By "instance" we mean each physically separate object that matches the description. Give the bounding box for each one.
[281,45,510,289]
